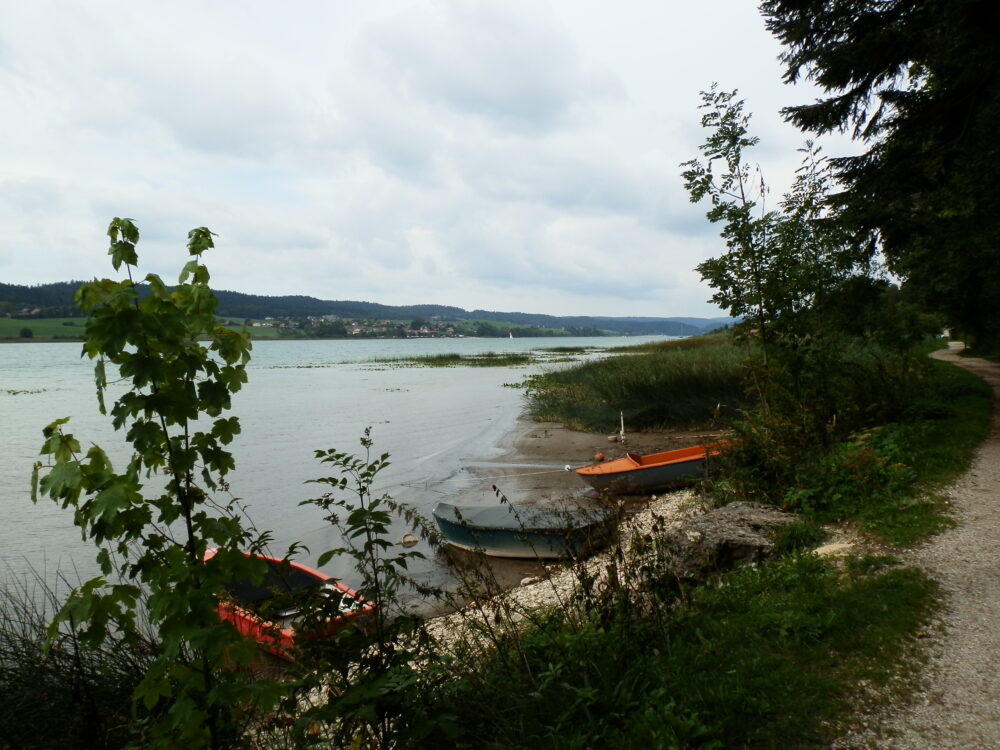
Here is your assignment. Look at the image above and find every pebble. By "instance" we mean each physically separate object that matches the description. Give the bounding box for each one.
[425,490,706,649]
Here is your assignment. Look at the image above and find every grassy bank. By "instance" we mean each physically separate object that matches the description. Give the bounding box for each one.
[524,335,749,431]
[0,574,154,748]
[418,554,937,749]
[439,334,989,748]
[774,360,993,546]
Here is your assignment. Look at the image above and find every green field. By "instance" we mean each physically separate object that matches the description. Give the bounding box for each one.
[0,317,282,342]
[0,317,85,341]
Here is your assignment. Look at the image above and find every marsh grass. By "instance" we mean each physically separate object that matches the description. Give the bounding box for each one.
[536,346,595,354]
[416,550,937,750]
[0,572,156,749]
[607,332,732,353]
[525,336,748,431]
[372,351,538,368]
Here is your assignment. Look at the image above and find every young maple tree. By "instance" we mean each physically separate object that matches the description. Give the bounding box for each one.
[32,218,283,749]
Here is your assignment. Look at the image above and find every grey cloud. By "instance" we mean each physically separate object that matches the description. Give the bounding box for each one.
[0,178,66,216]
[357,3,622,135]
[334,96,444,185]
[460,149,642,214]
[2,0,795,319]
[121,63,298,161]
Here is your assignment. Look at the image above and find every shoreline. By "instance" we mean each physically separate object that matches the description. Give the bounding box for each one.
[444,415,728,520]
[483,418,729,501]
[417,416,727,618]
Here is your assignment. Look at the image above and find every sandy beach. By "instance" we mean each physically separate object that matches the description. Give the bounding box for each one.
[476,418,728,503]
[419,418,726,614]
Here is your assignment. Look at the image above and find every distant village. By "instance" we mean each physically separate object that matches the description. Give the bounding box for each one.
[1,306,605,340]
[238,315,580,339]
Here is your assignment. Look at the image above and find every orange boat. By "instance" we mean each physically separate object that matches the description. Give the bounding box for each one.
[205,548,374,659]
[574,443,725,494]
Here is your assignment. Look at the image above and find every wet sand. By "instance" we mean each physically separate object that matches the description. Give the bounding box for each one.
[419,419,726,612]
[463,419,726,501]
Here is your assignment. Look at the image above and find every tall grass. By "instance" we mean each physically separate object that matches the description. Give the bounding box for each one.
[607,333,732,353]
[525,336,748,431]
[722,356,993,545]
[0,572,156,749]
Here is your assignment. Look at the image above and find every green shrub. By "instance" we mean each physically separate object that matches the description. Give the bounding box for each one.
[773,519,828,555]
[720,355,992,545]
[414,553,937,749]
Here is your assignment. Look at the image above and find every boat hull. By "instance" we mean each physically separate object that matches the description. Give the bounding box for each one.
[432,502,612,559]
[205,548,374,659]
[574,444,723,494]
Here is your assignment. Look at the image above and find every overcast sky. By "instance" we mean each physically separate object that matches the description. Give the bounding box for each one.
[1,1,855,319]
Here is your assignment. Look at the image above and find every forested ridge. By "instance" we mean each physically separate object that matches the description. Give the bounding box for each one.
[0,281,723,336]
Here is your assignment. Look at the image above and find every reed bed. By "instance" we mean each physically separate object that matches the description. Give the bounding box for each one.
[371,351,537,367]
[606,332,732,353]
[525,337,749,431]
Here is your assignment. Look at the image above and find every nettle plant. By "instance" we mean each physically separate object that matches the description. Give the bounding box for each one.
[32,219,283,749]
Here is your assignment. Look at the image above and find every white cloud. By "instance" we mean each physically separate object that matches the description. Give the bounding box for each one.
[0,0,862,318]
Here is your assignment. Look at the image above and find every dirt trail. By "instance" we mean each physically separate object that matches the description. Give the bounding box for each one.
[846,343,1000,748]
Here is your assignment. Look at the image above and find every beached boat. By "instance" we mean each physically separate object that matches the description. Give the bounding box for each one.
[574,443,725,494]
[432,502,614,559]
[204,547,374,658]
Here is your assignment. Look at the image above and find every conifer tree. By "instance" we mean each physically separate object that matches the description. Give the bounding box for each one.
[762,0,1000,351]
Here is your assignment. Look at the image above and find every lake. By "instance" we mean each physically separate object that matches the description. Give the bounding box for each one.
[0,335,666,597]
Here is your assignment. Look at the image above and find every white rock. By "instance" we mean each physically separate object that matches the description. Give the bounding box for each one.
[814,542,854,557]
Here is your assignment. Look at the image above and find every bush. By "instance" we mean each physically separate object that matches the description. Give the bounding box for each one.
[773,519,828,555]
[719,355,992,545]
[414,553,938,749]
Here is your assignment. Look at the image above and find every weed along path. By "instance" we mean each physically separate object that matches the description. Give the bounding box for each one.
[854,343,1000,749]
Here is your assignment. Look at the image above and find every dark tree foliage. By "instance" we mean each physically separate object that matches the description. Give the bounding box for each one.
[761,0,1000,351]
[0,281,86,317]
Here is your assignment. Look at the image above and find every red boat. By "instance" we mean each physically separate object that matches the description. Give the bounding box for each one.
[205,548,374,659]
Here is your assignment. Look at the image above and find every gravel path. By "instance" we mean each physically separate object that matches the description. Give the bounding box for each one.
[846,343,1000,749]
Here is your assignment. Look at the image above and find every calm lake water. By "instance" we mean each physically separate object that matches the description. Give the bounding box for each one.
[1,335,667,596]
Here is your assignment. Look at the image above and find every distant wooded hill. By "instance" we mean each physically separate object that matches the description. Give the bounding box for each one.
[0,282,732,336]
